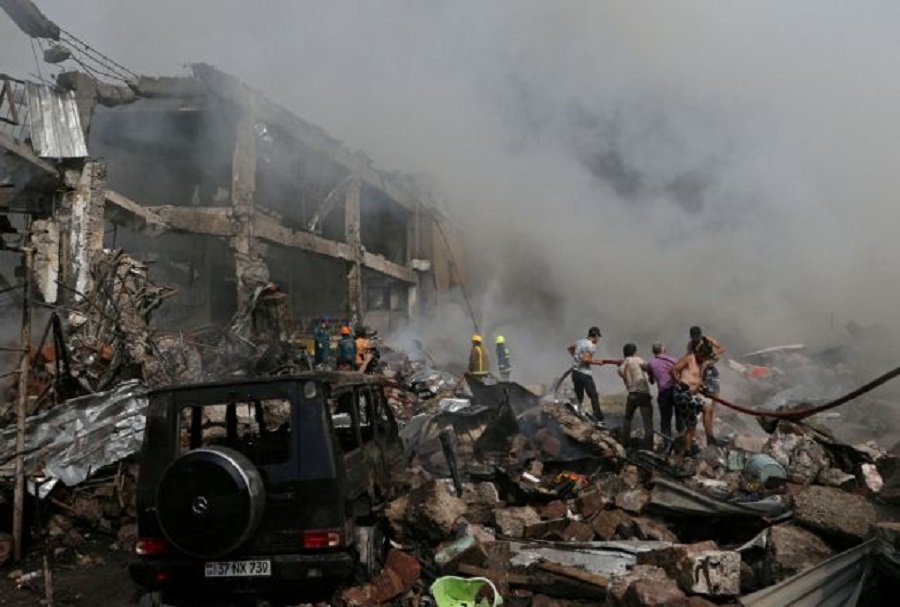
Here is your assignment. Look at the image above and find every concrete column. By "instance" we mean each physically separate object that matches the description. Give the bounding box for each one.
[344,176,364,320]
[231,104,269,310]
[58,161,106,305]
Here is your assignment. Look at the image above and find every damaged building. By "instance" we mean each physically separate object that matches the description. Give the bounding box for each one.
[2,29,465,344]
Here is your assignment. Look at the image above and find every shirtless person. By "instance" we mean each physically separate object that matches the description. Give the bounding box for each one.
[670,348,707,456]
[686,326,726,446]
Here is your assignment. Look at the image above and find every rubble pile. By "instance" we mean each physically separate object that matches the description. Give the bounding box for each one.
[1,335,898,606]
[65,250,186,391]
[333,372,900,606]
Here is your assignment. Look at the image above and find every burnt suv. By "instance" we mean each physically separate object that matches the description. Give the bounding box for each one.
[129,372,403,604]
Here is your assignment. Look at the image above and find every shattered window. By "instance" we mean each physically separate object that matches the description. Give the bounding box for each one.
[328,392,360,453]
[178,399,292,466]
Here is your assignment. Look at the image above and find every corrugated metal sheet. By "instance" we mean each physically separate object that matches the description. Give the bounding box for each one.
[739,539,879,607]
[25,82,88,158]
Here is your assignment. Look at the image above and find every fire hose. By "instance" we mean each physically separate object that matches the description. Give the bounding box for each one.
[552,361,900,421]
[704,364,900,420]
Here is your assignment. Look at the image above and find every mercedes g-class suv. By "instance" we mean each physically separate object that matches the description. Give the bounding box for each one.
[129,372,403,604]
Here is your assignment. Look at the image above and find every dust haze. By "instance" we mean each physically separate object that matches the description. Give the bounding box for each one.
[3,1,900,389]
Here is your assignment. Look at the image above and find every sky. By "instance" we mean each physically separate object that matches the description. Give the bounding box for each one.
[4,1,900,387]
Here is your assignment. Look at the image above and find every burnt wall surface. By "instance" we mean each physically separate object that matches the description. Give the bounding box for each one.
[264,242,348,325]
[360,183,409,265]
[89,99,237,208]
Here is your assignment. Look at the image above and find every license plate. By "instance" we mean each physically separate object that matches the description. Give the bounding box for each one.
[204,559,272,578]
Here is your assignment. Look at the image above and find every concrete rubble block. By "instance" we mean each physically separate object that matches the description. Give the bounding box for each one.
[575,491,608,518]
[620,464,642,489]
[116,523,138,551]
[434,524,495,571]
[740,561,760,594]
[339,550,420,606]
[406,479,467,541]
[763,523,834,585]
[817,467,856,489]
[763,424,828,485]
[0,532,12,568]
[392,465,434,494]
[531,595,590,607]
[538,499,568,520]
[638,542,740,597]
[632,517,678,543]
[524,518,570,540]
[685,598,718,607]
[561,520,596,543]
[494,506,541,538]
[607,564,686,607]
[590,509,636,541]
[535,428,563,458]
[385,494,409,539]
[384,548,422,586]
[793,484,879,543]
[615,488,650,514]
[541,402,627,460]
[461,481,501,525]
[732,433,766,453]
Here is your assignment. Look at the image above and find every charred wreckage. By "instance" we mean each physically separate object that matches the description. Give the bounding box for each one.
[2,1,900,607]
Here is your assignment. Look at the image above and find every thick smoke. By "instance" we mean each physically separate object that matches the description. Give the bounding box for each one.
[4,2,900,393]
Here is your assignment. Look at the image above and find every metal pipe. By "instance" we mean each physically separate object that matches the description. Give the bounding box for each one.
[13,246,33,562]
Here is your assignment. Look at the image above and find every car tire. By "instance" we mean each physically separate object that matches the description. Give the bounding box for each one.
[156,446,266,559]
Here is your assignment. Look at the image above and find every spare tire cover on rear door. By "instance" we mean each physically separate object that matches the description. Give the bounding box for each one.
[156,446,266,559]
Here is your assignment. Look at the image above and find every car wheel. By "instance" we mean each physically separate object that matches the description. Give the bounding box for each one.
[156,446,266,559]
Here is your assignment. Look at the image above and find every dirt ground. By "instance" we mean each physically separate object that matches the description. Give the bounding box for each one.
[1,540,136,607]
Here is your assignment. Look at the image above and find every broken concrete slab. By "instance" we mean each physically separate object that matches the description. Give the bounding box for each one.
[461,481,501,525]
[494,506,541,538]
[591,509,636,541]
[638,542,741,597]
[632,517,678,543]
[574,491,608,518]
[793,484,879,543]
[560,521,596,543]
[615,488,650,514]
[406,479,466,541]
[538,499,569,520]
[607,564,685,607]
[763,523,835,585]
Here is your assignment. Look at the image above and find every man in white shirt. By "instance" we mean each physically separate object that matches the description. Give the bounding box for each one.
[617,342,653,450]
[567,326,607,424]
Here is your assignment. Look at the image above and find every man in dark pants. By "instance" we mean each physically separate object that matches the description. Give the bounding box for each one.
[645,342,680,451]
[618,343,653,449]
[567,326,608,425]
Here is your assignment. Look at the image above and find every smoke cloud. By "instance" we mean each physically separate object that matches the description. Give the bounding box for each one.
[4,1,900,392]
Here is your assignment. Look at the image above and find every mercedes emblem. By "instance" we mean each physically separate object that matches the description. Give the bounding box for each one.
[191,495,209,515]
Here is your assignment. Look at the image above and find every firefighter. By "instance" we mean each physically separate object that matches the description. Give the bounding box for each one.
[468,334,489,377]
[336,326,357,370]
[495,335,512,381]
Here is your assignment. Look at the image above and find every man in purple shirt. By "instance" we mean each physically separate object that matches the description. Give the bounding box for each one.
[645,342,681,450]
